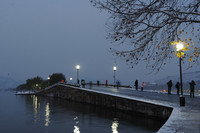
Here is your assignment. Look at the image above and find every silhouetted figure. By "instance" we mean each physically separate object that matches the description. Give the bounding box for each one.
[116,80,120,89]
[81,80,85,88]
[141,82,146,92]
[175,82,180,95]
[141,86,143,91]
[135,80,138,91]
[97,80,100,86]
[89,81,93,89]
[167,80,173,94]
[189,80,196,98]
[105,80,108,87]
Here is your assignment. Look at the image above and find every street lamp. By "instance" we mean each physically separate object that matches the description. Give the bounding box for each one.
[70,77,73,83]
[47,77,50,86]
[113,66,117,87]
[176,41,185,106]
[176,42,184,95]
[76,65,80,84]
[36,84,39,90]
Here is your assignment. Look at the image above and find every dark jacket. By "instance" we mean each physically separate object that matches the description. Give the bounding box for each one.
[135,80,138,86]
[190,80,196,91]
[167,80,173,87]
[175,82,180,89]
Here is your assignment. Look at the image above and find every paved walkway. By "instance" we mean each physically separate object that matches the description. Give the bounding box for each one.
[84,85,200,133]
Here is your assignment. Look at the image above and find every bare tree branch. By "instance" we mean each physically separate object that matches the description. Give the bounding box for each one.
[90,0,200,70]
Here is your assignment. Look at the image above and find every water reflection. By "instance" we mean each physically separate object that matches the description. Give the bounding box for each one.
[32,95,40,123]
[45,102,50,127]
[73,116,80,133]
[111,119,119,133]
[19,95,166,133]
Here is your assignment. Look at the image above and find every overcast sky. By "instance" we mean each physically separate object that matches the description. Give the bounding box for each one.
[0,0,199,85]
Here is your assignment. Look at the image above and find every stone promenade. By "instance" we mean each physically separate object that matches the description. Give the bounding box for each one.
[85,85,200,133]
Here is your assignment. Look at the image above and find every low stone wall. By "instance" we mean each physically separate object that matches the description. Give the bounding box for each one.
[38,84,173,120]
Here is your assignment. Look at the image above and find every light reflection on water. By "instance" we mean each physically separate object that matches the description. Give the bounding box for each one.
[29,95,165,133]
[0,91,167,133]
[74,126,80,133]
[32,95,40,123]
[45,102,50,127]
[73,116,80,133]
[32,95,51,127]
[111,119,119,133]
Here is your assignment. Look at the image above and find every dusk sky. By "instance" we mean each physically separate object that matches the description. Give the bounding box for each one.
[0,0,199,85]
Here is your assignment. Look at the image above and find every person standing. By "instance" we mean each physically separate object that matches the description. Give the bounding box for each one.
[167,80,173,94]
[97,80,100,86]
[105,80,108,87]
[141,82,146,91]
[135,80,138,91]
[175,82,180,95]
[89,81,93,89]
[116,80,120,89]
[189,80,196,98]
[81,80,85,88]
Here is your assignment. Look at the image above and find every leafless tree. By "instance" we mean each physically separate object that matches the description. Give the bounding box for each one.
[90,0,200,70]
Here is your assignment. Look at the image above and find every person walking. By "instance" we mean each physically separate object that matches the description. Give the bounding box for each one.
[189,80,196,98]
[134,80,138,91]
[175,82,180,95]
[167,80,173,94]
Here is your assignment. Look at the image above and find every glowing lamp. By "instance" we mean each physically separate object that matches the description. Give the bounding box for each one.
[176,42,184,51]
[76,65,80,70]
[113,66,117,71]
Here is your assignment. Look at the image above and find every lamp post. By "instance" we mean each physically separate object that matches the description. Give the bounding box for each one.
[176,41,185,106]
[47,77,50,86]
[70,77,73,84]
[36,84,39,90]
[176,42,184,95]
[113,66,117,87]
[76,65,80,85]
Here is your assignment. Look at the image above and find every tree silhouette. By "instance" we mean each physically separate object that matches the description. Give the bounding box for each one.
[90,0,200,70]
[26,76,43,90]
[49,73,66,85]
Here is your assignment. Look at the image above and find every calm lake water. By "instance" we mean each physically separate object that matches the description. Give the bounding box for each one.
[0,90,166,133]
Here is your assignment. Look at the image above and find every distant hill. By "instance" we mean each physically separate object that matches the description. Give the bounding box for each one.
[0,77,23,89]
[155,71,200,85]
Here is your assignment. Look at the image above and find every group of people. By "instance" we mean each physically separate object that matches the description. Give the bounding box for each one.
[134,79,196,98]
[134,80,146,91]
[167,80,196,98]
[82,79,196,98]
